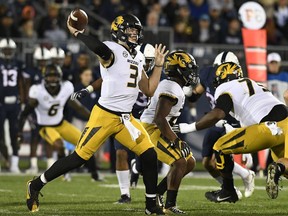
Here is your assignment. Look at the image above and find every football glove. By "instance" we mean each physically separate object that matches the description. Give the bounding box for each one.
[172,122,196,134]
[70,88,89,100]
[169,138,191,158]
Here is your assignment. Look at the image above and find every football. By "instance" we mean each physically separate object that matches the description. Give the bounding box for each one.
[68,8,88,31]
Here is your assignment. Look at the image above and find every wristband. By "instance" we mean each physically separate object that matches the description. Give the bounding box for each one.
[86,85,94,93]
[155,64,163,67]
[189,122,197,132]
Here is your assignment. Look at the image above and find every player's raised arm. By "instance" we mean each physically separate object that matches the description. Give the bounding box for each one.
[66,16,114,67]
[139,44,169,97]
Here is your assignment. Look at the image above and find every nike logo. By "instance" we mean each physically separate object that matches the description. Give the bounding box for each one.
[216,196,231,202]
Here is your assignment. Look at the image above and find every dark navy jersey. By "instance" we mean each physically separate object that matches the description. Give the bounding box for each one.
[25,67,43,85]
[199,66,216,109]
[199,66,239,126]
[0,58,24,99]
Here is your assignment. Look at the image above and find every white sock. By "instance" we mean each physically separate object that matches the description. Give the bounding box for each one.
[30,157,38,168]
[233,162,249,179]
[116,170,130,197]
[40,173,47,184]
[47,158,56,169]
[11,155,19,169]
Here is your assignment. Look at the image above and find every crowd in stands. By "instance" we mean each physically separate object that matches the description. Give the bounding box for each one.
[0,0,288,46]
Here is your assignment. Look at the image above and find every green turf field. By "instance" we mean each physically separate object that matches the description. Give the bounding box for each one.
[0,173,287,216]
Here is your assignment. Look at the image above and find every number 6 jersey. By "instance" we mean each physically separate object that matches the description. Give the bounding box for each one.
[29,81,74,126]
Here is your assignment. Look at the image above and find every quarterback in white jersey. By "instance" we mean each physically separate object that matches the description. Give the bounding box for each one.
[25,14,169,215]
[141,50,198,214]
[175,62,288,203]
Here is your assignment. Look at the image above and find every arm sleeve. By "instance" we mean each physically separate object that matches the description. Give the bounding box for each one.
[215,93,233,115]
[77,34,112,61]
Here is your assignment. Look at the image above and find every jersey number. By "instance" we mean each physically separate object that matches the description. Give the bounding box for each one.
[127,65,138,88]
[2,69,18,87]
[238,78,269,96]
[48,104,60,116]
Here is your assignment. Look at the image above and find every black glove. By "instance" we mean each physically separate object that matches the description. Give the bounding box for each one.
[169,137,191,158]
[70,88,89,100]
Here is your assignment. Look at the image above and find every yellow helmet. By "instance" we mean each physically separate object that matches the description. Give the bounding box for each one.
[164,50,199,86]
[110,14,143,49]
[214,62,243,87]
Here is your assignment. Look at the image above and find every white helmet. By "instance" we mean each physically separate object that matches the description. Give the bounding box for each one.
[50,47,65,59]
[136,43,155,71]
[33,46,51,60]
[136,43,155,59]
[0,38,16,49]
[213,51,240,67]
[0,38,16,59]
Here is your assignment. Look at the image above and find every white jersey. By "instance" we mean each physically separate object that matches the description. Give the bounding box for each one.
[141,79,185,125]
[29,81,74,126]
[98,41,145,112]
[215,78,284,126]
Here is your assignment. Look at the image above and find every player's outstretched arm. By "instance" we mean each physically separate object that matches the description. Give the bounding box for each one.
[70,78,103,101]
[68,99,90,120]
[66,15,113,67]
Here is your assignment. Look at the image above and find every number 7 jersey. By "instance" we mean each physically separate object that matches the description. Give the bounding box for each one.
[28,81,74,126]
[214,78,284,126]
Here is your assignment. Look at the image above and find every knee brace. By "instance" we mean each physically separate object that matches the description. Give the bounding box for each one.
[214,150,234,174]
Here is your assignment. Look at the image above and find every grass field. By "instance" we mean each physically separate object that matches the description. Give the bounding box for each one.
[0,173,287,216]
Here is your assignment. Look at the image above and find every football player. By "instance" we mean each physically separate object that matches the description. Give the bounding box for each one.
[113,43,159,204]
[0,38,25,173]
[25,14,168,215]
[140,50,198,214]
[175,62,288,202]
[178,51,255,198]
[24,46,53,174]
[17,64,91,163]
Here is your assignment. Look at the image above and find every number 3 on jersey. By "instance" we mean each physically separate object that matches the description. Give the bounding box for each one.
[127,64,138,88]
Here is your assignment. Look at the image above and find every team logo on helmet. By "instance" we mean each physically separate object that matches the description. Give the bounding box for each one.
[166,52,193,68]
[164,51,199,86]
[214,62,243,87]
[111,16,124,31]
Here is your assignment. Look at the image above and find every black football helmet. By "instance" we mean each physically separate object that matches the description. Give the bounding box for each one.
[214,62,243,88]
[43,64,62,89]
[164,50,199,86]
[111,14,143,49]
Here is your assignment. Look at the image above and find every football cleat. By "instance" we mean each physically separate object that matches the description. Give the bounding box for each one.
[26,180,43,212]
[164,206,186,214]
[114,194,131,204]
[205,188,239,203]
[145,206,166,215]
[234,187,243,200]
[243,170,255,198]
[266,162,282,199]
[156,194,164,208]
